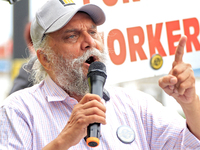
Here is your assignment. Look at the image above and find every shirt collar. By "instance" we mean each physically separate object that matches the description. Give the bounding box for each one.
[43,75,70,102]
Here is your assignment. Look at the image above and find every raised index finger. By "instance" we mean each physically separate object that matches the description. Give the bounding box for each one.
[174,35,187,63]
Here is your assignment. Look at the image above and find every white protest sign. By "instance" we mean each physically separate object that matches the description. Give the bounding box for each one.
[75,0,200,85]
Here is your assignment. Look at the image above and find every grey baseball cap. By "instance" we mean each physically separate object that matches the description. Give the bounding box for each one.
[30,0,106,46]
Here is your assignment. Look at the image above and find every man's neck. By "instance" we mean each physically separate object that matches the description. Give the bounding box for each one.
[68,93,83,102]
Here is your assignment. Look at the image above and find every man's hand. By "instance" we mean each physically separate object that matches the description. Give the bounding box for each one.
[43,93,106,150]
[159,35,200,140]
[159,35,197,105]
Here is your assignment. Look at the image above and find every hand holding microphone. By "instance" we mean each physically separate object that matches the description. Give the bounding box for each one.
[56,61,107,149]
[42,62,107,149]
[86,61,107,147]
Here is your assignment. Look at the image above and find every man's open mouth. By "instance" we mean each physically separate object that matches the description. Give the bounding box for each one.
[85,56,97,64]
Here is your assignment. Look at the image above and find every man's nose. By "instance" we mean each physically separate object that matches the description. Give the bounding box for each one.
[81,32,96,51]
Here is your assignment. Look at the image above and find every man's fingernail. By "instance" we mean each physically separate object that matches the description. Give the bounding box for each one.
[170,77,176,83]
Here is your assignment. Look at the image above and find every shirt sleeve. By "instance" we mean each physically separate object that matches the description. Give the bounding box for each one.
[0,106,32,150]
[139,92,200,150]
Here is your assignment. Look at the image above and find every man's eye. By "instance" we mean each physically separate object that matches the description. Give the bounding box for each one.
[68,35,76,39]
[90,31,96,35]
[64,34,78,43]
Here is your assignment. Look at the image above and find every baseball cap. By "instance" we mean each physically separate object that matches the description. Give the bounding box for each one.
[30,0,106,46]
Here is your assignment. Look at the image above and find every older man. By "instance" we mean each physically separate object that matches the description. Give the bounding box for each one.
[1,0,200,149]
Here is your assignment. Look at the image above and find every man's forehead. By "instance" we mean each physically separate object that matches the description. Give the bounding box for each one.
[48,21,97,38]
[64,24,97,32]
[62,15,97,31]
[48,12,97,36]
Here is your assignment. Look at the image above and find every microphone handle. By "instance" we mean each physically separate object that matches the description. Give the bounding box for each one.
[87,123,100,147]
[86,75,105,147]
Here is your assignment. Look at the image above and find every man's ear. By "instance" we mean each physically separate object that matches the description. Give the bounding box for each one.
[36,50,51,71]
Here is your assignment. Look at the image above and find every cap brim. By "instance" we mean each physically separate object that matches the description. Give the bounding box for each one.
[45,4,105,34]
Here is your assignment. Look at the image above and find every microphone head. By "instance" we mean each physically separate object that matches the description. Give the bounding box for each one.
[87,61,107,79]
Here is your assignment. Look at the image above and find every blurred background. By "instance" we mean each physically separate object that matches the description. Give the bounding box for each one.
[0,0,47,104]
[0,0,200,117]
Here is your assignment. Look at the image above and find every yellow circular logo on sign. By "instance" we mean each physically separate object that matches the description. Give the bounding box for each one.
[150,54,163,70]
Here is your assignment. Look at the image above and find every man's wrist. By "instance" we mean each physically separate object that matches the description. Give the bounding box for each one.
[42,137,71,150]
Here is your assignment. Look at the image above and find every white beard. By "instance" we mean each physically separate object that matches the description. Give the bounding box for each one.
[50,48,107,98]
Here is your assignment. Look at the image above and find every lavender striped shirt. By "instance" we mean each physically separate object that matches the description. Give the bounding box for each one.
[0,75,200,150]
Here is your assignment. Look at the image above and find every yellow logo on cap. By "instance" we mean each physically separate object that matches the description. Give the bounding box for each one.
[59,0,75,6]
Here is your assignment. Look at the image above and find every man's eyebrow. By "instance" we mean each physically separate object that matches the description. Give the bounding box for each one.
[91,24,97,29]
[64,29,78,33]
[64,24,97,33]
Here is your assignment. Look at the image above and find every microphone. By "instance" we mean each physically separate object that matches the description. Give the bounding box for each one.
[86,61,107,147]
